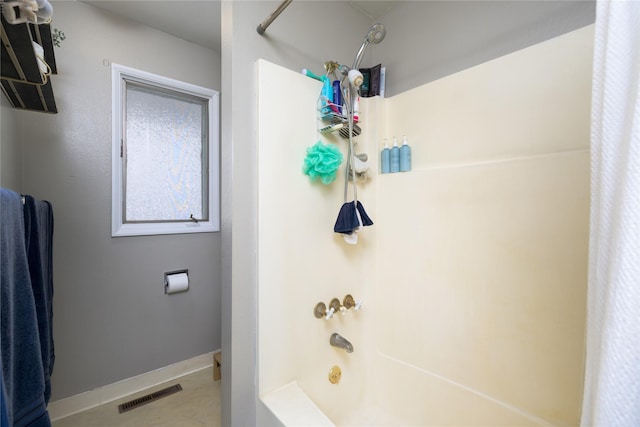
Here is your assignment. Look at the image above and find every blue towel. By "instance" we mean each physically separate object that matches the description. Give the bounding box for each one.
[37,200,55,403]
[23,196,55,404]
[1,358,10,427]
[0,188,51,427]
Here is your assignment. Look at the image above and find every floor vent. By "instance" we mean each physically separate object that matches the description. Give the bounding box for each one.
[117,384,183,414]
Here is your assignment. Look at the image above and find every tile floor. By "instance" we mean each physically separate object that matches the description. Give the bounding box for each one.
[52,367,221,427]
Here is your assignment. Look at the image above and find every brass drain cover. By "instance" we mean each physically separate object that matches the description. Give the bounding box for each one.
[328,365,341,384]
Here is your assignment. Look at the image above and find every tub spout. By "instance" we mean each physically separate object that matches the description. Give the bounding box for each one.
[330,333,353,353]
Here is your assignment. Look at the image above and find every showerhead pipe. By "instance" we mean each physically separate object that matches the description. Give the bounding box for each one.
[352,23,386,70]
[352,42,369,71]
[341,23,386,117]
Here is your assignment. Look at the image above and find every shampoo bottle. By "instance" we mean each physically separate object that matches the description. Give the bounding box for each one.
[332,80,342,112]
[400,135,412,172]
[381,139,390,174]
[322,77,333,103]
[390,137,400,173]
[321,77,332,115]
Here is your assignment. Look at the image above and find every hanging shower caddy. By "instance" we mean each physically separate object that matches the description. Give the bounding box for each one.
[303,23,386,243]
[315,61,362,140]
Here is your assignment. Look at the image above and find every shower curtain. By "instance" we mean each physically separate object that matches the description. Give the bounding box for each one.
[581,1,640,426]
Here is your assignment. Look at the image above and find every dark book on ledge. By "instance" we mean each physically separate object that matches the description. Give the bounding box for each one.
[370,64,381,97]
[359,64,381,97]
[359,68,371,97]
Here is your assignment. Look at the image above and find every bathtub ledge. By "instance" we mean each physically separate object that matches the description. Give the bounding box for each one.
[261,381,335,427]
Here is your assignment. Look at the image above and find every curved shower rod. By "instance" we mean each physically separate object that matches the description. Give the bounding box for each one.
[257,0,293,35]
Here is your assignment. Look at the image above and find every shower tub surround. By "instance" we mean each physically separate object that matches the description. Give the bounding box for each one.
[257,25,593,427]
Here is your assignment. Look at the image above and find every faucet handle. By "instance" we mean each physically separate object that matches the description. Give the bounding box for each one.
[326,298,341,319]
[343,294,356,309]
[343,294,362,311]
[314,302,327,319]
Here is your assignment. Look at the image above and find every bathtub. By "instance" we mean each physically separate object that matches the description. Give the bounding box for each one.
[261,351,555,427]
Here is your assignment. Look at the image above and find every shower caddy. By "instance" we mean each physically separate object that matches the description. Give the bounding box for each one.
[303,24,386,241]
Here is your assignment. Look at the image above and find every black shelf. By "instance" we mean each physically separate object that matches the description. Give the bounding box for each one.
[1,14,58,113]
[1,78,56,113]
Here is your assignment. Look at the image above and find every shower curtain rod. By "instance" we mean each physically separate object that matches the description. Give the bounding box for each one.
[256,0,293,35]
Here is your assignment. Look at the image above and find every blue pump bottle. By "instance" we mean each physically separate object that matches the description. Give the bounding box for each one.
[400,135,412,172]
[390,137,400,173]
[381,139,390,174]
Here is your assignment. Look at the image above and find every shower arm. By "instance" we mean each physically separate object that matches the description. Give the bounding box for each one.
[352,41,370,71]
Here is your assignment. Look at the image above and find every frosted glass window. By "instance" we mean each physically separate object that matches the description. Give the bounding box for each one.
[125,83,207,222]
[112,64,219,236]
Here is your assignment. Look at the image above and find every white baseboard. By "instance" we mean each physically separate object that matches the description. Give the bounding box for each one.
[48,351,217,421]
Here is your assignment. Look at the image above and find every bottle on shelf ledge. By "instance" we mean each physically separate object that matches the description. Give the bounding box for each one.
[390,137,400,173]
[400,135,412,172]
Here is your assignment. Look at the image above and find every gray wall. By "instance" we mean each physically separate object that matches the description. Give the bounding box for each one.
[223,1,595,426]
[12,2,222,400]
[1,98,21,190]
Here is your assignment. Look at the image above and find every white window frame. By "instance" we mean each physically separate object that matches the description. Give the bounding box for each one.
[111,63,220,237]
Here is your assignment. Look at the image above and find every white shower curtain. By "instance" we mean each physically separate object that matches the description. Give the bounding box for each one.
[581,1,640,426]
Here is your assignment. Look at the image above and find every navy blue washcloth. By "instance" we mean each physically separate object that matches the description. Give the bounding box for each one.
[334,201,359,234]
[356,201,373,227]
[1,188,51,427]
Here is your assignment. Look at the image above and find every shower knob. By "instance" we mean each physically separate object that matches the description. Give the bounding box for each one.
[343,294,356,310]
[314,302,327,319]
[329,298,341,314]
[326,298,341,319]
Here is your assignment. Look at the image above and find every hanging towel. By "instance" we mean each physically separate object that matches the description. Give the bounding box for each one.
[23,196,55,404]
[36,200,55,403]
[0,188,51,427]
[1,358,10,427]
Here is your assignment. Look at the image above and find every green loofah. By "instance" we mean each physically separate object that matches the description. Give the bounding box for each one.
[303,141,343,184]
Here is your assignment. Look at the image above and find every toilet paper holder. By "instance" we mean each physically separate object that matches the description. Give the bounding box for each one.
[164,269,189,294]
